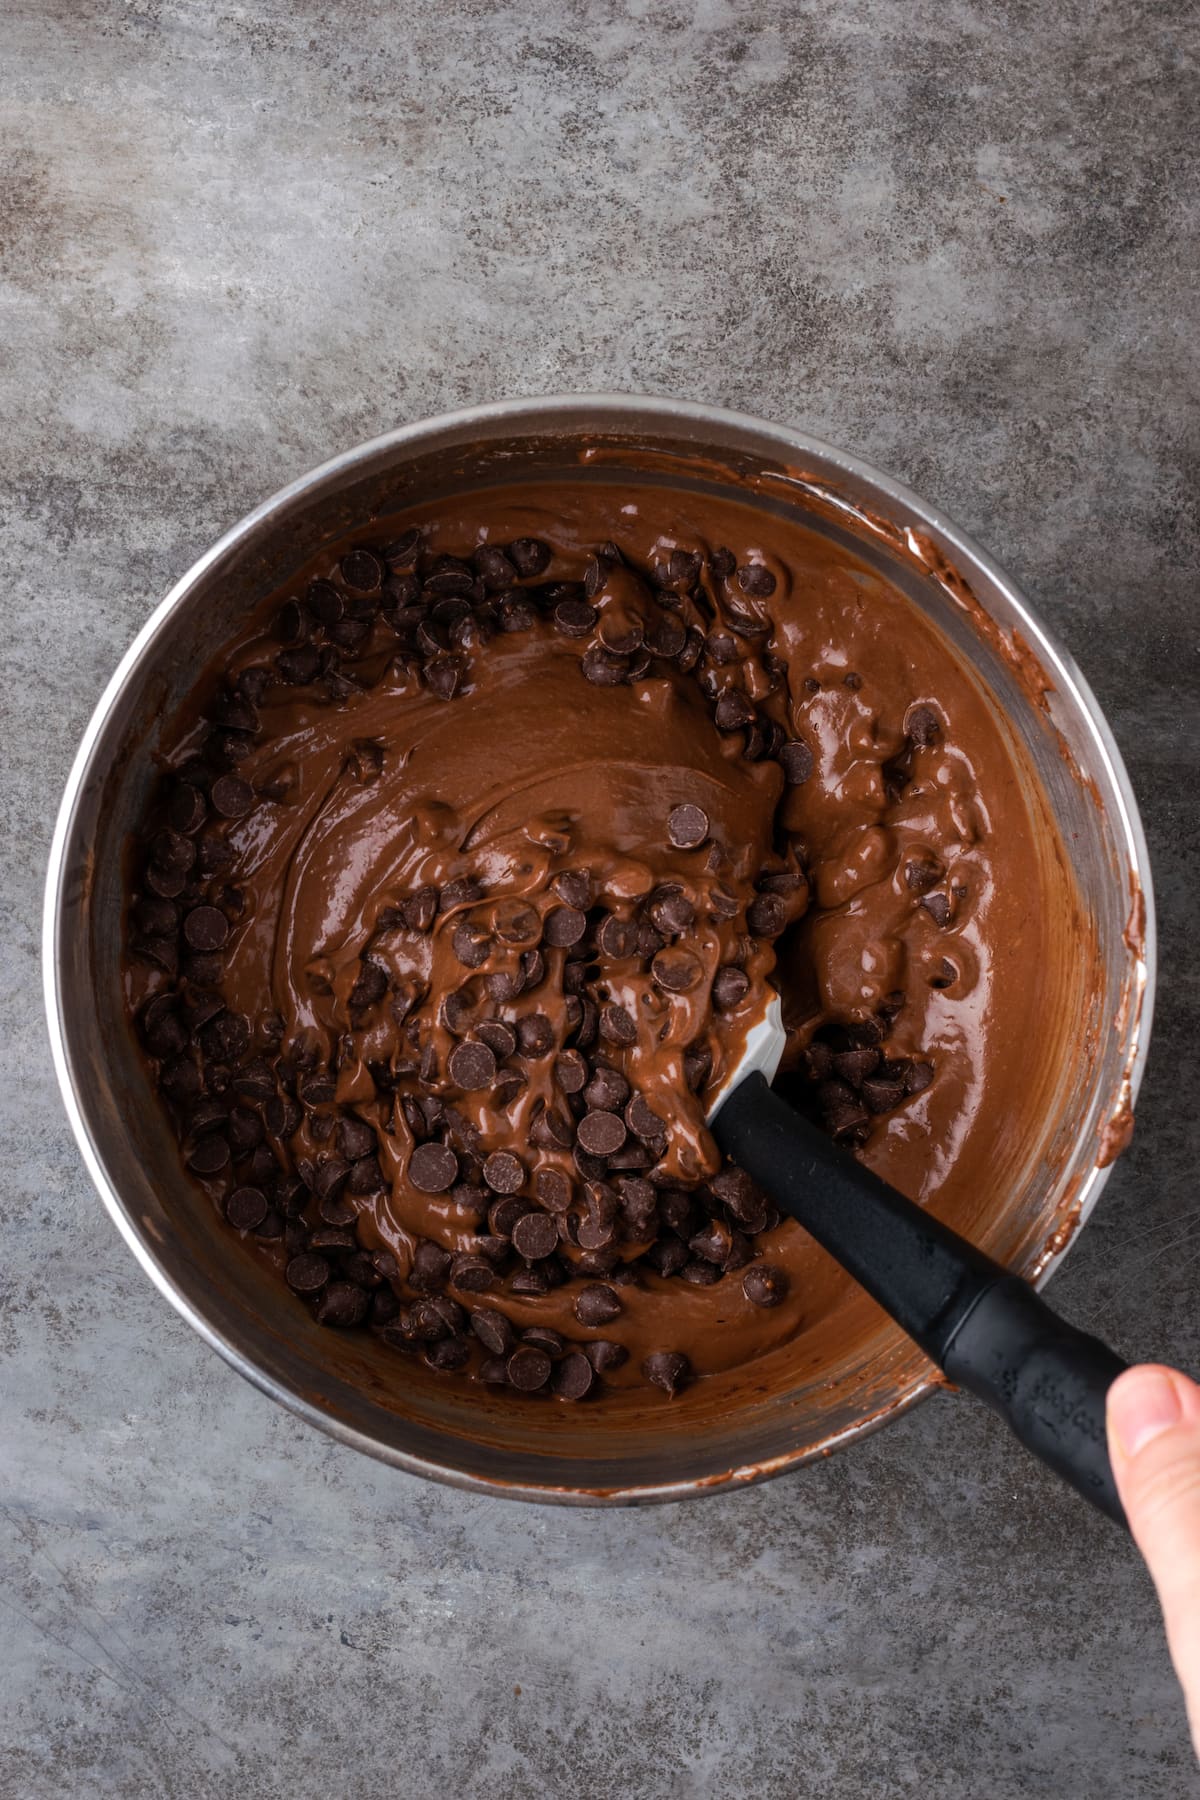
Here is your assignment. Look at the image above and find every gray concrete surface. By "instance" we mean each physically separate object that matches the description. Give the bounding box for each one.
[3,1,1198,1794]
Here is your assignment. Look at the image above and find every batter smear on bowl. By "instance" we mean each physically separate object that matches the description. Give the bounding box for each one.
[123,478,1068,1401]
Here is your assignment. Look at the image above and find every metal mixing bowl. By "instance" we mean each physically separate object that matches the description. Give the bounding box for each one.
[43,397,1155,1503]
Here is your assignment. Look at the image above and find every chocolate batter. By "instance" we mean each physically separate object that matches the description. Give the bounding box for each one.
[123,477,1078,1401]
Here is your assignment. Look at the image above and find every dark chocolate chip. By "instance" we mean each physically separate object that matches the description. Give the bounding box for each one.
[516,1013,554,1058]
[450,1254,497,1292]
[448,1039,498,1089]
[168,782,207,834]
[277,645,322,684]
[349,960,389,1009]
[584,1338,628,1374]
[187,1134,229,1175]
[340,548,384,591]
[554,1049,587,1095]
[507,1345,552,1392]
[743,1264,789,1308]
[409,1143,459,1193]
[286,1253,331,1295]
[452,919,492,968]
[746,892,788,937]
[225,1186,268,1231]
[651,946,703,993]
[736,563,776,597]
[667,803,709,850]
[476,1019,517,1060]
[577,1111,627,1157]
[573,1283,622,1326]
[906,705,941,745]
[780,741,814,785]
[554,597,597,637]
[599,1003,637,1046]
[210,775,254,819]
[553,1351,595,1399]
[509,537,551,578]
[583,1064,629,1111]
[511,1211,559,1260]
[581,646,628,686]
[470,1307,516,1355]
[316,1282,370,1327]
[714,690,754,731]
[410,1239,452,1291]
[712,966,750,1013]
[544,904,587,948]
[181,906,228,953]
[596,914,637,959]
[921,893,952,927]
[643,1350,690,1396]
[483,1151,525,1194]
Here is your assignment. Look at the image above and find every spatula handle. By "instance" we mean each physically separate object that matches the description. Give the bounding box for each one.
[713,1073,1128,1526]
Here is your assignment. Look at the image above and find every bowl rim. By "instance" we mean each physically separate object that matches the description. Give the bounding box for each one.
[42,392,1157,1504]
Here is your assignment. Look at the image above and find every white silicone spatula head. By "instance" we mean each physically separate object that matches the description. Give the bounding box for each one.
[705,990,786,1125]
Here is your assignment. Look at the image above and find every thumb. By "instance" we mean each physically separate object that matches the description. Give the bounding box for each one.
[1108,1364,1200,1760]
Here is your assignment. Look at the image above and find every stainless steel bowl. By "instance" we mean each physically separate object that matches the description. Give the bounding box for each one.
[43,397,1155,1503]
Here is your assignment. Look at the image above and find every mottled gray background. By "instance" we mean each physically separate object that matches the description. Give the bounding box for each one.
[3,1,1198,1795]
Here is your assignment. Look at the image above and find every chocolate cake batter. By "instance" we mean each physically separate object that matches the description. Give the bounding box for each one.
[123,477,1077,1402]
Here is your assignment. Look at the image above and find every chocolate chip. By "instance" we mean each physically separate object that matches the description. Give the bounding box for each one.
[780,741,814,784]
[410,1239,452,1292]
[470,1307,516,1355]
[381,528,422,568]
[905,1059,934,1095]
[736,563,776,597]
[596,914,637,959]
[535,1169,572,1214]
[667,803,709,850]
[643,1351,690,1396]
[681,1259,720,1285]
[646,611,688,657]
[168,782,207,833]
[452,919,492,968]
[187,1134,229,1175]
[210,775,254,819]
[584,1338,628,1374]
[544,904,587,948]
[286,1253,331,1295]
[833,1047,881,1086]
[518,948,546,992]
[905,858,941,894]
[516,1013,554,1058]
[448,1040,498,1089]
[921,893,952,926]
[689,1220,733,1265]
[409,1143,458,1193]
[599,1003,637,1046]
[648,888,695,936]
[335,1116,375,1162]
[743,1264,789,1308]
[476,1019,517,1060]
[714,689,754,730]
[712,966,751,1013]
[577,1111,627,1157]
[349,960,388,1009]
[573,1283,622,1326]
[511,1211,559,1260]
[425,655,466,700]
[747,892,787,937]
[313,1281,369,1328]
[651,947,703,994]
[553,1351,595,1399]
[483,1150,525,1194]
[581,646,628,686]
[340,548,383,591]
[179,906,227,954]
[583,1064,629,1112]
[553,1049,587,1095]
[450,1255,497,1292]
[906,705,941,745]
[277,645,322,684]
[224,1186,267,1231]
[509,537,551,577]
[862,1075,906,1113]
[507,1345,552,1391]
[554,597,597,637]
[297,1070,336,1106]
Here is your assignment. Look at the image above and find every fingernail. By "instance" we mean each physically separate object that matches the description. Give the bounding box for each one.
[1109,1369,1183,1458]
